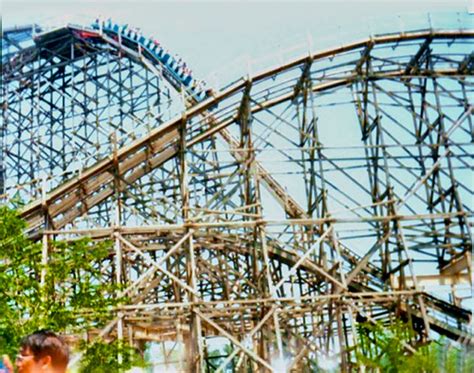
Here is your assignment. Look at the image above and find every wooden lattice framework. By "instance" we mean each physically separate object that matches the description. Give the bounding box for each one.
[1,25,473,371]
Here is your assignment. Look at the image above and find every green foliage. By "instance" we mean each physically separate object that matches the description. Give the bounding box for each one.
[0,206,143,370]
[0,206,39,357]
[78,339,146,372]
[207,344,242,372]
[206,346,228,372]
[437,338,474,373]
[354,319,474,373]
[8,192,26,209]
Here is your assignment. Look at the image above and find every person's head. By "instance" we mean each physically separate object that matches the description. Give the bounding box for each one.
[16,330,69,373]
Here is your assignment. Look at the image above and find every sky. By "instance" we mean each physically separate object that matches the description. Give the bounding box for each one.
[2,0,472,87]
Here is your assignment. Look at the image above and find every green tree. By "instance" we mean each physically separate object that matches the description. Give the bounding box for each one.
[354,319,473,373]
[0,206,144,371]
[78,340,146,373]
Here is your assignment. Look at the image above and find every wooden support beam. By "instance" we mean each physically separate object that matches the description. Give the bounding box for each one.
[117,234,200,297]
[404,37,432,75]
[194,309,275,372]
[440,251,472,276]
[393,273,471,287]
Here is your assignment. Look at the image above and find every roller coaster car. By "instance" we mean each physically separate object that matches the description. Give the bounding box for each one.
[32,27,99,59]
[86,20,214,109]
[204,88,215,99]
[72,29,101,40]
[201,88,218,110]
[183,75,193,86]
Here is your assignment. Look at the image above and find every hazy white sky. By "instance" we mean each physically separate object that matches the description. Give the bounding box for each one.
[2,1,472,87]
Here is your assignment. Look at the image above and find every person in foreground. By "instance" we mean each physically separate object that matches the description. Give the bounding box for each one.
[15,330,69,373]
[1,355,14,373]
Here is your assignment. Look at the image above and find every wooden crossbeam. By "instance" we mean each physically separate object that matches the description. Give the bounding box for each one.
[393,273,471,287]
[440,251,472,276]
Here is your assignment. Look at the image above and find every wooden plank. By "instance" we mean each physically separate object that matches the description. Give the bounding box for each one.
[393,273,471,287]
[440,251,472,276]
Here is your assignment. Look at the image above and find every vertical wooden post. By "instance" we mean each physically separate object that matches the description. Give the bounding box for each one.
[40,177,49,291]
